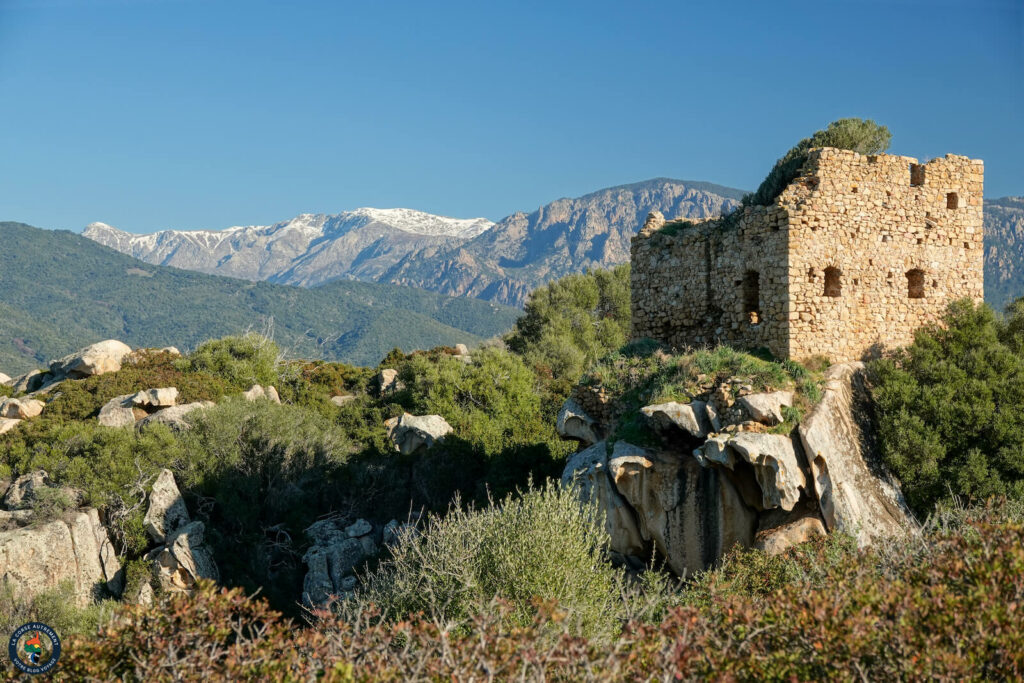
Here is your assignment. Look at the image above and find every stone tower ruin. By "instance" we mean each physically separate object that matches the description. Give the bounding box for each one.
[630,148,984,362]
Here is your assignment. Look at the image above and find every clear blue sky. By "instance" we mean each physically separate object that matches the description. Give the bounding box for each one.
[1,0,1020,233]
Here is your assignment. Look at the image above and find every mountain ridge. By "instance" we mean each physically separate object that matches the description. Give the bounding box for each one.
[83,178,745,306]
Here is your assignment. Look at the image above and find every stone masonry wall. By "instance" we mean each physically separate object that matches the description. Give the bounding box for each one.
[630,207,791,359]
[781,148,984,361]
[630,147,984,362]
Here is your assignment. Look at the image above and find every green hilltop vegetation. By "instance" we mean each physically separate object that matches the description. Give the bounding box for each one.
[0,221,520,375]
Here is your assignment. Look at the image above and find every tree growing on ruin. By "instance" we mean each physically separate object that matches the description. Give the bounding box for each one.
[744,118,892,207]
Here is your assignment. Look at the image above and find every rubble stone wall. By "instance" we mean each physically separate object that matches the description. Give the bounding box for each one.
[630,148,984,362]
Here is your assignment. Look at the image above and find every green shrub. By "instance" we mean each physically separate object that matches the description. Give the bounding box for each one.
[42,349,231,421]
[395,348,572,504]
[743,118,891,208]
[506,265,631,393]
[0,420,187,554]
[0,581,114,638]
[174,333,281,389]
[870,298,1024,514]
[359,481,622,640]
[177,399,359,608]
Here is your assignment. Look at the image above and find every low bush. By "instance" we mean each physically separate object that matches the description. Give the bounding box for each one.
[742,117,892,208]
[870,298,1024,514]
[173,333,281,389]
[358,481,623,641]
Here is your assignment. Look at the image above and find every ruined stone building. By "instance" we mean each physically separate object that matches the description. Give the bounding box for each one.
[630,148,984,362]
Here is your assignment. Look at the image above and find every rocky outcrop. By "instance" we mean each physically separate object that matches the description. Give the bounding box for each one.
[641,400,718,438]
[242,385,281,403]
[0,372,11,385]
[0,397,44,420]
[384,413,452,454]
[302,517,380,606]
[738,391,793,426]
[798,362,914,545]
[556,399,600,445]
[0,418,20,435]
[143,469,191,544]
[609,442,756,576]
[560,362,913,575]
[0,472,122,606]
[141,469,219,593]
[562,442,647,560]
[50,340,133,379]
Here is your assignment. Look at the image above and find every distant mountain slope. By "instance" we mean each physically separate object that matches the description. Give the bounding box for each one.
[984,197,1024,311]
[84,208,494,287]
[0,222,518,375]
[83,179,744,307]
[382,178,745,305]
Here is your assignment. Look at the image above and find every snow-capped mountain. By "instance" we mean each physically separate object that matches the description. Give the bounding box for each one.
[83,209,494,287]
[84,180,747,305]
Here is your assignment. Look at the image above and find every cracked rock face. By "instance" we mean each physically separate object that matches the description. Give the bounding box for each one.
[143,468,191,545]
[0,472,123,605]
[560,362,913,575]
[798,362,914,545]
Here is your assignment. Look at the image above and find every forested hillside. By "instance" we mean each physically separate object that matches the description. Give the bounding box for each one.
[0,222,519,374]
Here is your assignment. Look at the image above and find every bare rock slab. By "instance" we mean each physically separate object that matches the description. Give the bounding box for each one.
[738,391,794,426]
[561,441,647,558]
[798,362,914,545]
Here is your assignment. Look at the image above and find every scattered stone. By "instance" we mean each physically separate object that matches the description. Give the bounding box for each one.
[0,418,20,435]
[345,518,372,538]
[384,413,452,454]
[143,469,191,544]
[754,507,827,555]
[454,343,470,356]
[556,398,600,445]
[0,397,44,420]
[376,368,404,394]
[3,470,51,510]
[131,387,179,408]
[98,394,136,427]
[330,394,356,406]
[739,391,794,426]
[149,521,220,592]
[242,385,281,403]
[50,339,133,379]
[382,519,414,547]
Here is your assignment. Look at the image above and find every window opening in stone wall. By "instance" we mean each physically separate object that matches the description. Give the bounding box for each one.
[742,270,760,324]
[910,164,925,186]
[907,269,925,299]
[823,267,841,297]
[947,192,959,209]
